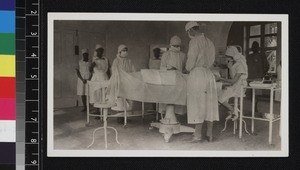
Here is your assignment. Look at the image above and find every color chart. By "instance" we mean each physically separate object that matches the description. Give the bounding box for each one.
[0,0,16,168]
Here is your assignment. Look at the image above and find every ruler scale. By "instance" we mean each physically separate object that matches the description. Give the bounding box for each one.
[16,0,26,169]
[25,0,40,169]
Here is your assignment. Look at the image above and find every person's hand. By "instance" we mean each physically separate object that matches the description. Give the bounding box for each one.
[218,77,226,83]
[83,79,87,84]
[168,67,177,70]
[182,69,189,74]
[214,74,221,81]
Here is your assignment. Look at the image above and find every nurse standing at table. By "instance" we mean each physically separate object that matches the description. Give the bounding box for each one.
[185,21,219,142]
[107,44,136,110]
[160,35,186,72]
[159,35,187,115]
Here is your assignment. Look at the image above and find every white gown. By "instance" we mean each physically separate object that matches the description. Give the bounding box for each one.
[107,56,135,110]
[89,57,109,104]
[160,50,186,71]
[186,34,219,124]
[218,60,248,103]
[77,60,91,95]
[159,49,187,115]
[149,58,161,70]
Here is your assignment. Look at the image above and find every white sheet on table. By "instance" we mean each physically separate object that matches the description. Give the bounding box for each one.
[141,69,176,85]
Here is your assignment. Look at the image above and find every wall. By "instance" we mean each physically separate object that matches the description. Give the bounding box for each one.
[105,21,168,71]
[227,22,245,49]
[165,22,232,56]
[53,21,232,108]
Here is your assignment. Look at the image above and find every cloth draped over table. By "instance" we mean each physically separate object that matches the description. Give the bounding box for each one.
[106,67,223,109]
[140,69,176,86]
[107,67,188,106]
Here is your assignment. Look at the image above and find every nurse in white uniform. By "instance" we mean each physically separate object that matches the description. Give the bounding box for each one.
[218,46,248,121]
[107,44,135,110]
[160,35,186,71]
[76,49,91,112]
[159,35,187,115]
[185,21,219,142]
[89,44,110,104]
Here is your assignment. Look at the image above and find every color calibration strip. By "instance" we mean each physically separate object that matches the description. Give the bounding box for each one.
[0,0,16,169]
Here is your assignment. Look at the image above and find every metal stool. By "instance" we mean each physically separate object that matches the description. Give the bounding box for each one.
[86,81,120,149]
[87,102,120,149]
[221,96,250,135]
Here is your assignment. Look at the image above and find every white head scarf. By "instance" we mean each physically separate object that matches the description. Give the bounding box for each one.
[93,44,104,61]
[116,44,128,58]
[95,44,103,50]
[169,36,182,52]
[170,35,181,45]
[185,21,199,31]
[118,44,127,53]
[81,48,88,54]
[225,46,247,71]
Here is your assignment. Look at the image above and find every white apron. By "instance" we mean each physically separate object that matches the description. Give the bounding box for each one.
[77,60,91,95]
[89,57,109,104]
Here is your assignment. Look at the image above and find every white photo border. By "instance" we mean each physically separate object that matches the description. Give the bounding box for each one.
[47,13,289,157]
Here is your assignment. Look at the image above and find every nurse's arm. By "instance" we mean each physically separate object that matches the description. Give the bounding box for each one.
[185,40,199,72]
[88,73,93,81]
[220,73,242,85]
[181,53,187,73]
[76,69,84,82]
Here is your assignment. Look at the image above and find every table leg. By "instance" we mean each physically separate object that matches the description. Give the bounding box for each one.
[163,105,177,124]
[156,103,159,121]
[269,88,274,144]
[150,104,194,142]
[252,89,255,133]
[269,118,273,144]
[233,120,236,135]
[234,97,238,135]
[160,105,177,142]
[104,109,108,149]
[86,88,90,124]
[279,116,281,137]
[124,98,127,127]
[239,87,244,139]
[142,102,145,119]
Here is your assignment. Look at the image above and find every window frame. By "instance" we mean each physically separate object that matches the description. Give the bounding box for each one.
[245,22,281,75]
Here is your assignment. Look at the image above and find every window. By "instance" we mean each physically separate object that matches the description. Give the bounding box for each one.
[245,22,281,74]
[250,25,261,36]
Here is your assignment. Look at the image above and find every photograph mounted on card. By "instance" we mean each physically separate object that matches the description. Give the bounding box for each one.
[47,13,288,157]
